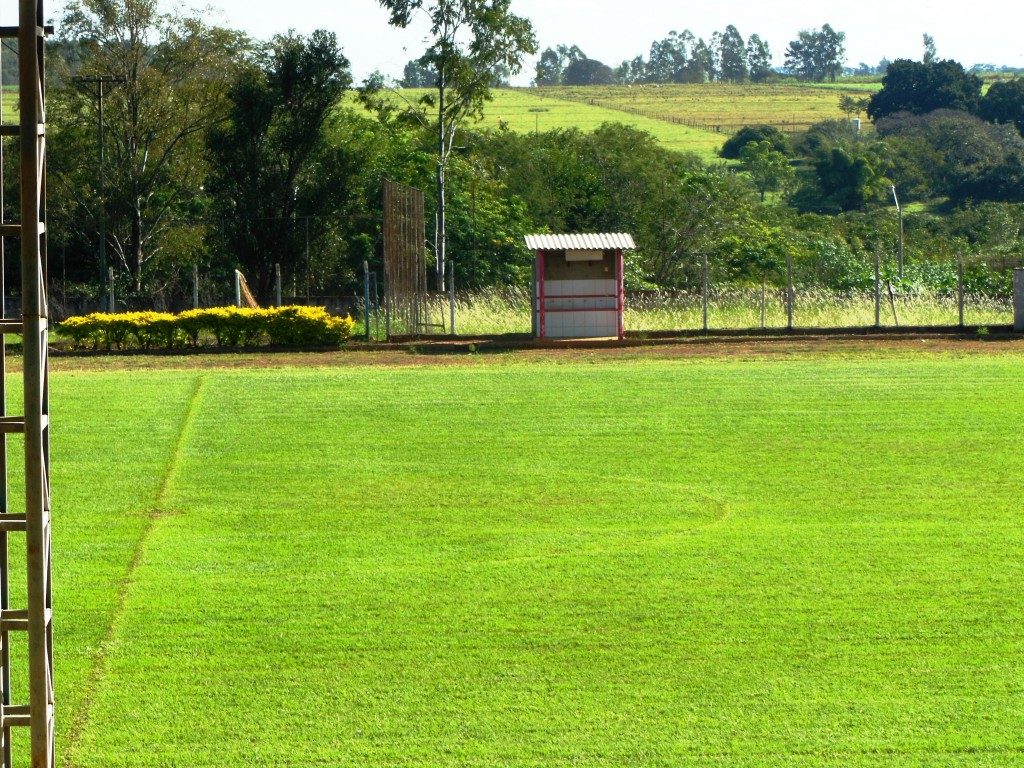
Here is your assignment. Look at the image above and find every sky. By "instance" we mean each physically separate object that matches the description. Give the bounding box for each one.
[4,0,1023,83]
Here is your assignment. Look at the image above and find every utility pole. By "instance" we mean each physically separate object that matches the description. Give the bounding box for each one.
[73,75,127,309]
[891,185,904,281]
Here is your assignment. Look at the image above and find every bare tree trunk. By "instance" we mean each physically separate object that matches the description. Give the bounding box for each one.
[131,203,143,293]
[436,69,447,293]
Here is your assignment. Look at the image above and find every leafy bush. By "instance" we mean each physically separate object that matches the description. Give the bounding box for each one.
[720,125,791,159]
[57,306,355,351]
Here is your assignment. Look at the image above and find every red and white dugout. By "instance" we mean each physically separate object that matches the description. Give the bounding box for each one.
[526,233,636,340]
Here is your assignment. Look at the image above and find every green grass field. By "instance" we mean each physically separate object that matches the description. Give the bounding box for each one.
[20,347,1024,765]
[374,88,728,160]
[371,82,883,159]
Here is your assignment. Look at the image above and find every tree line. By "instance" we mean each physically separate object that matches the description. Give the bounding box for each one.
[12,0,1024,314]
[531,24,846,86]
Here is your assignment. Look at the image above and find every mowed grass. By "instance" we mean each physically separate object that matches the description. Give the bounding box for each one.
[36,350,1024,766]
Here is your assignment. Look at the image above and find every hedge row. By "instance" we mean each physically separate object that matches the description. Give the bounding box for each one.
[58,307,356,350]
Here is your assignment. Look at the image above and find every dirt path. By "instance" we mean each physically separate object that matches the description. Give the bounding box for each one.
[38,334,1024,372]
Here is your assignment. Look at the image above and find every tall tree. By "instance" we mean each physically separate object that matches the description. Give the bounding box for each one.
[718,25,748,83]
[687,38,716,83]
[922,34,937,65]
[739,140,794,201]
[563,58,615,86]
[867,59,983,120]
[785,24,846,82]
[402,57,438,87]
[534,48,563,86]
[646,31,692,83]
[979,78,1024,135]
[206,31,353,301]
[746,34,773,83]
[378,0,537,290]
[56,0,249,293]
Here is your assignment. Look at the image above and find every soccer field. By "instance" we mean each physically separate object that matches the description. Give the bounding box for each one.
[29,348,1024,766]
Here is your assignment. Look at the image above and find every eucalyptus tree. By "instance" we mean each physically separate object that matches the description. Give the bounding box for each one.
[55,0,250,294]
[377,0,536,290]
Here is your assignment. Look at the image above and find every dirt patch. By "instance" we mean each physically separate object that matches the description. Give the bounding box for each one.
[37,334,1024,372]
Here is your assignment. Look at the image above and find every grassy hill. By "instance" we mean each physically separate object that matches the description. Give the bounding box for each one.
[375,82,880,161]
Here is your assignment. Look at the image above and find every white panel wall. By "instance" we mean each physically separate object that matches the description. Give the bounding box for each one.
[536,279,619,338]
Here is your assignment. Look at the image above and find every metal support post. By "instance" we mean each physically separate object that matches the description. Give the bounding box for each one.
[701,251,709,333]
[786,251,794,331]
[957,254,965,328]
[874,250,881,328]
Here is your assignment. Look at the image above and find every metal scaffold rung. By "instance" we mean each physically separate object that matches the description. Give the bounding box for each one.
[0,415,49,434]
[0,223,46,238]
[0,320,24,334]
[0,25,53,38]
[0,125,44,137]
[0,515,28,533]
[1,703,53,729]
[0,609,52,632]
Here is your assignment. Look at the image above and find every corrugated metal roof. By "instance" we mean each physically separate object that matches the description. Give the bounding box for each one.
[525,233,636,251]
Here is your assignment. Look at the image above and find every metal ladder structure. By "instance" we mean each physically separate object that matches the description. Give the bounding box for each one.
[0,1,54,766]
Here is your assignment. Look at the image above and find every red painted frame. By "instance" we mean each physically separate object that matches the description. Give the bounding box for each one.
[537,249,546,339]
[536,247,626,340]
[616,248,625,340]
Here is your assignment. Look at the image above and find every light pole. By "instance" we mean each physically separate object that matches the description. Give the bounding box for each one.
[73,75,127,309]
[891,184,904,281]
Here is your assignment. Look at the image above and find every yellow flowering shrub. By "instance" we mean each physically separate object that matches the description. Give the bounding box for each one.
[58,306,354,351]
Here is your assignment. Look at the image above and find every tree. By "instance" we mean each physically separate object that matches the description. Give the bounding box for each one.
[646,31,692,83]
[980,78,1024,135]
[838,94,871,119]
[534,48,563,86]
[785,24,846,82]
[746,34,773,83]
[56,0,250,293]
[740,140,794,201]
[867,59,983,120]
[206,31,353,301]
[811,146,886,211]
[378,0,537,290]
[614,56,646,85]
[402,57,437,87]
[563,58,615,86]
[923,34,937,65]
[718,25,748,83]
[720,125,790,159]
[687,39,716,83]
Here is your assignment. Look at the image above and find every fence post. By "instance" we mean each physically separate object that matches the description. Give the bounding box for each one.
[760,273,767,329]
[448,261,456,337]
[363,260,371,342]
[192,264,200,309]
[370,272,380,339]
[701,251,709,333]
[957,253,965,328]
[108,266,115,312]
[234,270,242,308]
[874,250,881,328]
[786,251,794,331]
[275,263,282,308]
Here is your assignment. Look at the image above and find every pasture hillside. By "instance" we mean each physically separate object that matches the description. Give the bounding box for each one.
[546,82,880,135]
[374,87,727,160]
[371,82,885,159]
